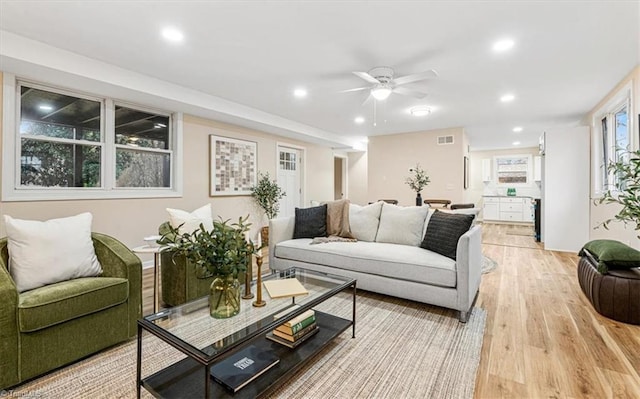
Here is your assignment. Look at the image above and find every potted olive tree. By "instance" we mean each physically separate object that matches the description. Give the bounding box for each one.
[250,172,286,245]
[596,149,640,236]
[405,163,431,206]
[160,216,257,318]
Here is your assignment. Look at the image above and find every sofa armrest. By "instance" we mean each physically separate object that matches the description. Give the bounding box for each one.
[268,216,295,267]
[0,239,19,388]
[455,225,482,312]
[91,232,142,336]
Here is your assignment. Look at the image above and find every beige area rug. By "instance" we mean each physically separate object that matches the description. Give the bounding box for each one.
[9,292,486,399]
[482,255,498,274]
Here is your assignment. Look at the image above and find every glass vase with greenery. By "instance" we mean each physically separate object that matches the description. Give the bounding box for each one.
[250,172,286,244]
[160,215,258,318]
[405,163,431,206]
[596,149,640,237]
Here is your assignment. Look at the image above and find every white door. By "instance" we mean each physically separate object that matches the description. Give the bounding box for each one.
[277,146,302,218]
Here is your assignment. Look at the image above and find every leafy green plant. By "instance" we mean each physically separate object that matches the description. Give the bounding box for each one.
[405,163,431,193]
[596,149,640,235]
[159,215,259,278]
[250,172,286,220]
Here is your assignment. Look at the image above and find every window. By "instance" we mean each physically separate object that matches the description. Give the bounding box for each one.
[494,155,531,186]
[599,100,630,192]
[2,76,182,201]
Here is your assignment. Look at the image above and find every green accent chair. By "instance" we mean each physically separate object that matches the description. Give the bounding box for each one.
[158,222,251,307]
[0,233,142,390]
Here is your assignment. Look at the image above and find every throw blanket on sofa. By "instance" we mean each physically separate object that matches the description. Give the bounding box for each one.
[325,199,355,239]
[311,235,358,245]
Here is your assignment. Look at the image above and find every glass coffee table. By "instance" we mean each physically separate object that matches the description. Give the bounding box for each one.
[137,267,356,398]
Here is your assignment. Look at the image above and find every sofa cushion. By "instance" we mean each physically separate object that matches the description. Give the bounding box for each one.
[18,277,128,332]
[349,202,383,242]
[421,210,475,260]
[4,213,103,293]
[293,204,327,239]
[579,239,640,274]
[275,239,456,288]
[166,203,214,235]
[375,203,429,246]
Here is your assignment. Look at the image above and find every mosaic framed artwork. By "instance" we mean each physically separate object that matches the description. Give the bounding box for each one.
[209,135,257,196]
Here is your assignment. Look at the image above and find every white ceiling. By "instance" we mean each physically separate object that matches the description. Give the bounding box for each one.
[0,1,638,150]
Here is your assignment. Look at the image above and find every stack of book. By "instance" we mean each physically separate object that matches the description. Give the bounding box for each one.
[266,309,319,348]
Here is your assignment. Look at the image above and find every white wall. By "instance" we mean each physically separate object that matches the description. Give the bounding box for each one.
[347,151,368,205]
[367,127,466,206]
[542,126,590,252]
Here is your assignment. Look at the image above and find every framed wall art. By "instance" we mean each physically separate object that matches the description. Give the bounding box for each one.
[209,135,257,196]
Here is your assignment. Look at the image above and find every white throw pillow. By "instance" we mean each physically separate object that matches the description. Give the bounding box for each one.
[375,203,430,246]
[4,213,103,293]
[166,204,214,235]
[349,202,384,242]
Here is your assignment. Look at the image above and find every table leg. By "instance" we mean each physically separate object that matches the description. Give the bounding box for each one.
[153,252,160,313]
[352,282,357,338]
[137,324,142,399]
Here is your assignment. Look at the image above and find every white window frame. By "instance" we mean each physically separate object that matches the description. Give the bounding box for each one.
[591,82,634,197]
[2,74,183,201]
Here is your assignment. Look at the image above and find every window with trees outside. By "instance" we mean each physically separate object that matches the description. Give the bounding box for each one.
[600,101,629,192]
[3,79,181,201]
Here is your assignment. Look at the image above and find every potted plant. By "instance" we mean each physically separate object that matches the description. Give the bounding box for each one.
[160,215,257,318]
[250,172,286,245]
[596,149,640,237]
[405,163,431,206]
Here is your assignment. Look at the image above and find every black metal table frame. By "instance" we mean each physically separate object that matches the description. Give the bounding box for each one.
[136,268,356,398]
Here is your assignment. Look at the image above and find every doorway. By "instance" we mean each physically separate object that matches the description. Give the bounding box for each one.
[334,156,347,200]
[277,145,303,218]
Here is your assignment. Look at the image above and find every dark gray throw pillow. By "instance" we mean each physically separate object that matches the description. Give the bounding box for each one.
[421,210,475,260]
[293,204,328,239]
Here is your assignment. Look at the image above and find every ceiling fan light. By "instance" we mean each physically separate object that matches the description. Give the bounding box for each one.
[371,86,392,101]
[410,106,431,116]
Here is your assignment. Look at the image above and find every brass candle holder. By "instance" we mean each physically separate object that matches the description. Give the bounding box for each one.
[242,268,254,299]
[252,254,266,307]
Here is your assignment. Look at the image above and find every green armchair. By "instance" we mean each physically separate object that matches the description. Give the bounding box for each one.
[0,233,142,389]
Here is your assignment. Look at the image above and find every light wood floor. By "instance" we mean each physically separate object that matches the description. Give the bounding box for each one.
[141,224,640,398]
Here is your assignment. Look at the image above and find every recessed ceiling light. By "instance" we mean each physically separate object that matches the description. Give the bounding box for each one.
[493,39,515,52]
[500,94,515,102]
[410,106,432,116]
[154,123,167,129]
[354,116,365,124]
[512,141,521,146]
[38,104,53,111]
[513,126,523,132]
[162,27,184,43]
[293,88,307,98]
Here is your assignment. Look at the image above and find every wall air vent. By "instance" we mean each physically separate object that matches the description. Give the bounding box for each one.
[437,135,454,145]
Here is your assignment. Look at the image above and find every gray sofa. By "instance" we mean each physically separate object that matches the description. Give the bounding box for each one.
[268,203,482,322]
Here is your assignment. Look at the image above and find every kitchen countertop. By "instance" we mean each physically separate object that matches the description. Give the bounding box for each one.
[482,195,534,199]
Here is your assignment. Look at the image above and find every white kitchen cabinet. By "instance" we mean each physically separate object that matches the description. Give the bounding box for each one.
[481,159,492,182]
[534,156,542,182]
[482,197,499,220]
[483,196,533,223]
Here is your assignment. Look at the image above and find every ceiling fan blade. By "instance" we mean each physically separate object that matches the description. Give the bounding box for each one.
[392,69,438,86]
[393,87,428,99]
[353,71,380,84]
[361,94,373,107]
[340,86,370,93]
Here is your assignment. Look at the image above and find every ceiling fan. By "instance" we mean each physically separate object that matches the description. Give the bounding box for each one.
[342,66,438,101]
